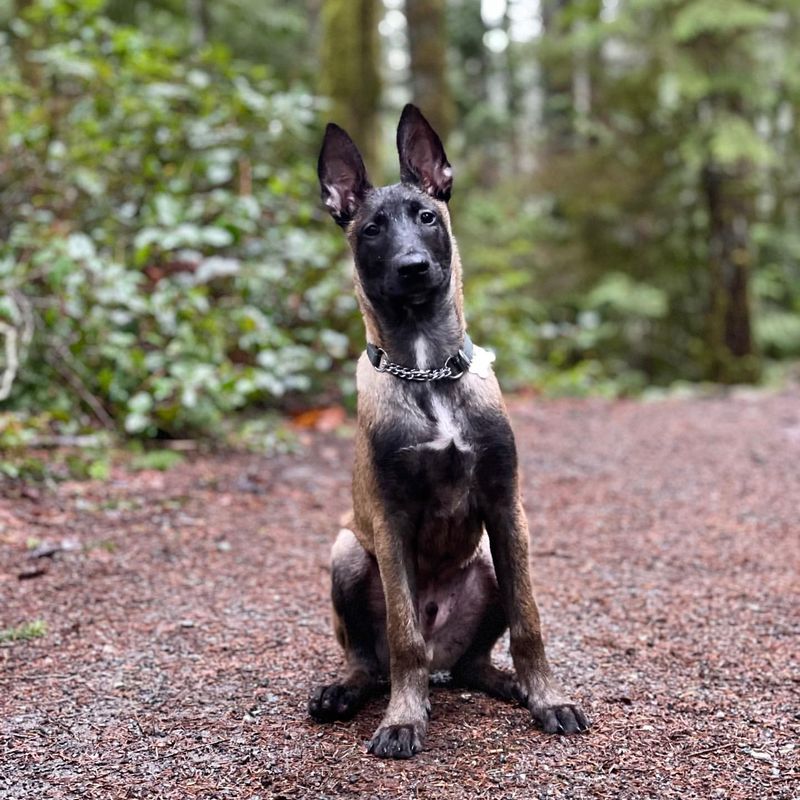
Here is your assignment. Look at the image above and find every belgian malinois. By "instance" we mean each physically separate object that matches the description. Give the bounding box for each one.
[310,105,589,759]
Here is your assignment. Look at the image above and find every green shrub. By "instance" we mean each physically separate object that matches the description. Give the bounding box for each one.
[456,186,667,395]
[0,0,358,437]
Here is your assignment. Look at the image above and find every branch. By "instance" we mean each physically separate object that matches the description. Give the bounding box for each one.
[0,320,19,401]
[11,290,34,348]
[43,343,115,430]
[29,433,108,448]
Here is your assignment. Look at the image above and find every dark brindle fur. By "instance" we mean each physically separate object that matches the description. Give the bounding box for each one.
[309,105,589,759]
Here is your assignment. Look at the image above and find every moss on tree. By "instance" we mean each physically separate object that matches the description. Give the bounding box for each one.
[319,0,382,171]
[406,0,453,142]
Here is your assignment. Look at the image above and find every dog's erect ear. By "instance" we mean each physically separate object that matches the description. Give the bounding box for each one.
[318,123,372,227]
[396,104,453,202]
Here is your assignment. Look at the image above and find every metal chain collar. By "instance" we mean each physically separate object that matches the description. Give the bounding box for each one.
[373,352,461,381]
[366,336,473,382]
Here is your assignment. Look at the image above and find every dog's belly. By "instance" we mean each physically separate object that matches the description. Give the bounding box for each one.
[417,535,497,670]
[337,528,499,675]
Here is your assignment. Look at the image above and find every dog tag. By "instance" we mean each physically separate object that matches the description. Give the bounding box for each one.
[468,345,496,379]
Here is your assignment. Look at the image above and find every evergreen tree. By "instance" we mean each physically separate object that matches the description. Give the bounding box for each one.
[531,0,800,383]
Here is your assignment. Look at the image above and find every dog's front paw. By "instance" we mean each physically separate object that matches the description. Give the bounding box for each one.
[528,699,589,734]
[367,723,424,759]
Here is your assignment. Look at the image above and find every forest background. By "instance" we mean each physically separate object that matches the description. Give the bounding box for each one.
[1,0,799,448]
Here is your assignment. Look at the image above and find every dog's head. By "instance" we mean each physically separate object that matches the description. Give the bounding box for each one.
[318,105,455,310]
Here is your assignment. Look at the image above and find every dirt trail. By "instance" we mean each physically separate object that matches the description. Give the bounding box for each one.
[2,390,799,799]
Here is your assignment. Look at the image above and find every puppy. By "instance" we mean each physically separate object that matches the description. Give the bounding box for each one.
[309,105,588,759]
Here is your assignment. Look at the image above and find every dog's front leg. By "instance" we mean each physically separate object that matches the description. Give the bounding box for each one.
[485,498,589,735]
[367,518,430,759]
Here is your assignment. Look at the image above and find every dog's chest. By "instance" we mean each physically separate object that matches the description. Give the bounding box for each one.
[400,389,482,567]
[385,387,478,516]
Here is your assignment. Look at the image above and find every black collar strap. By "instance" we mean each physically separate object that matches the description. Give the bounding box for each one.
[366,335,473,382]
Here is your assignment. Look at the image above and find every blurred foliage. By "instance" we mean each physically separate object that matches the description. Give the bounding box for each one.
[1,0,799,446]
[130,448,185,471]
[455,184,672,395]
[453,0,800,393]
[0,0,358,438]
[102,0,314,86]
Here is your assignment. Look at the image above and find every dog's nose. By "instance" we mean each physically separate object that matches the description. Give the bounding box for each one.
[397,257,430,280]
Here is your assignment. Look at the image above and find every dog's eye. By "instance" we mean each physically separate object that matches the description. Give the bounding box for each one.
[362,222,380,237]
[419,210,437,225]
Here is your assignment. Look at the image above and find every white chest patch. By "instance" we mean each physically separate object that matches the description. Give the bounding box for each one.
[418,395,471,453]
[431,395,460,442]
[414,337,431,369]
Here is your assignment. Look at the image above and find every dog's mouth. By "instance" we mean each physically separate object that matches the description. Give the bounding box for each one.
[408,294,430,305]
[386,270,448,304]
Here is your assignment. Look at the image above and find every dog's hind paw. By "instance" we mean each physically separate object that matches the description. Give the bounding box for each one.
[308,683,366,722]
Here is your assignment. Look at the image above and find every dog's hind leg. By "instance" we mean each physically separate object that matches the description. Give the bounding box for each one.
[308,528,386,722]
[449,572,525,706]
[453,657,525,704]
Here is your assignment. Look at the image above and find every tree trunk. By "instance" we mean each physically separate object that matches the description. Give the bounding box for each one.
[450,0,490,106]
[571,0,602,133]
[540,0,573,151]
[319,0,382,171]
[186,0,212,48]
[702,162,760,383]
[405,0,453,142]
[501,4,522,164]
[12,0,40,87]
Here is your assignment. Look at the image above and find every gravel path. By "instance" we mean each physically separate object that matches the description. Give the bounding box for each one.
[2,390,799,799]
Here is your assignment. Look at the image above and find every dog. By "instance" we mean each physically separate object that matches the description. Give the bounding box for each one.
[309,105,589,759]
